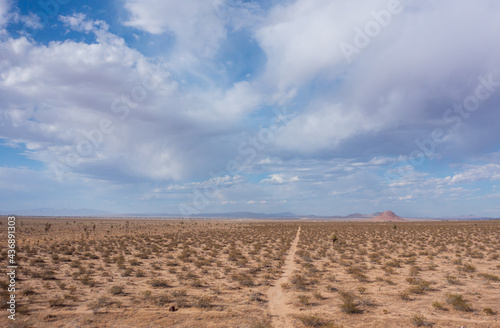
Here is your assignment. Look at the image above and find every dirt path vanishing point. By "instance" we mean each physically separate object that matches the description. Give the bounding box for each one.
[267,226,301,328]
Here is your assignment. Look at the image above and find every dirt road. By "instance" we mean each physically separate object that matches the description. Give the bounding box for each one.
[267,226,301,328]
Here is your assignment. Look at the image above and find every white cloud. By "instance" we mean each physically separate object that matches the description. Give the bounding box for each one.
[0,0,11,30]
[260,174,300,184]
[254,0,500,154]
[0,13,268,183]
[274,102,382,153]
[60,13,108,33]
[451,164,500,184]
[255,0,391,91]
[123,0,227,58]
[0,24,185,181]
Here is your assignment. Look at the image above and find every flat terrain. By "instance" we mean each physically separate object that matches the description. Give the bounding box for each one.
[1,217,499,327]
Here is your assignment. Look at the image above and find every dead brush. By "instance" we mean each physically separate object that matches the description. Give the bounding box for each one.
[446,294,473,312]
[339,291,361,314]
[149,278,171,288]
[296,314,341,328]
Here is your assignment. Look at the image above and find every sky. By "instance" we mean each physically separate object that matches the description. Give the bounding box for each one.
[1,0,500,217]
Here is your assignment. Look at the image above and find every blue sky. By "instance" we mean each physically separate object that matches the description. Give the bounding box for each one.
[1,0,500,217]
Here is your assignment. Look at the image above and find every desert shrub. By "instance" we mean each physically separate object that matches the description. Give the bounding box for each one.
[250,318,273,328]
[189,277,205,287]
[477,273,500,281]
[129,259,141,266]
[296,314,340,328]
[250,292,264,302]
[49,296,66,307]
[155,293,172,306]
[410,313,430,327]
[446,294,472,312]
[172,289,187,297]
[346,266,368,282]
[142,290,153,301]
[22,287,36,296]
[313,291,324,299]
[399,289,412,301]
[339,291,361,314]
[445,274,461,285]
[406,278,431,294]
[79,274,96,287]
[358,295,376,307]
[325,284,338,292]
[483,307,496,315]
[41,269,57,280]
[458,263,476,273]
[114,255,125,268]
[384,278,396,285]
[89,296,112,313]
[231,273,253,287]
[290,273,308,289]
[149,278,171,288]
[409,266,421,276]
[432,301,446,311]
[195,295,213,308]
[121,268,134,277]
[109,285,124,295]
[298,294,310,306]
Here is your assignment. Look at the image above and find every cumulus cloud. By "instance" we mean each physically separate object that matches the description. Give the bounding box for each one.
[123,0,227,58]
[60,13,109,33]
[260,174,299,184]
[0,0,11,30]
[0,13,267,184]
[255,0,500,155]
[451,164,500,184]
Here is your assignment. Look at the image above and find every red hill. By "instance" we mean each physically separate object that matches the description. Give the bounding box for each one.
[368,211,405,222]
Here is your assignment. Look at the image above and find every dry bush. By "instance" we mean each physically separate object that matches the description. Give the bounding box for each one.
[296,314,340,328]
[339,291,361,314]
[477,273,499,281]
[109,285,124,295]
[446,294,473,312]
[409,313,431,327]
[149,278,171,288]
[432,301,447,311]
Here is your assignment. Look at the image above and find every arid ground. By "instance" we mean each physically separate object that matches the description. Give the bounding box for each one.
[1,217,499,327]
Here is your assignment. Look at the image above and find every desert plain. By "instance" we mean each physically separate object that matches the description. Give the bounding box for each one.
[1,216,499,328]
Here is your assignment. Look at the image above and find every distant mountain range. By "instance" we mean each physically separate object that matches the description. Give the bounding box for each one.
[1,208,498,220]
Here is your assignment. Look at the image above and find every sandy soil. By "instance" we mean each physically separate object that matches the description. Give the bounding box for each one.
[267,226,301,327]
